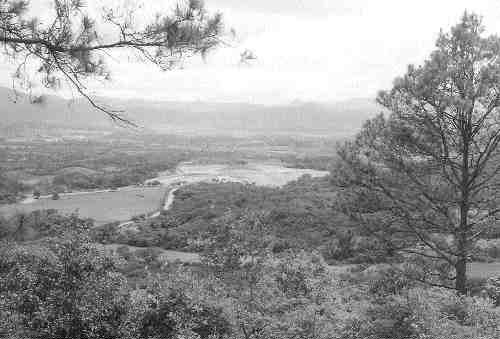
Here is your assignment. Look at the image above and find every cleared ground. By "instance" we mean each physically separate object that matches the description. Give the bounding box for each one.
[468,262,500,279]
[1,162,330,226]
[150,162,330,187]
[101,244,201,264]
[0,187,166,225]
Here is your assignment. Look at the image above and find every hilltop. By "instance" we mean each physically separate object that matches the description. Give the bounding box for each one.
[0,86,381,138]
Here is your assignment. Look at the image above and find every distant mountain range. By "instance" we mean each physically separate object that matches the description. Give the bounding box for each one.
[0,86,383,138]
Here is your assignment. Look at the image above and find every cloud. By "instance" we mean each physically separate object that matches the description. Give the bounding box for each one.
[207,0,361,17]
[2,0,500,104]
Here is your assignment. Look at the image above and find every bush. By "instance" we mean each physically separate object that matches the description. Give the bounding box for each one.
[123,289,231,339]
[271,238,294,254]
[322,230,355,261]
[367,266,414,297]
[473,239,500,262]
[131,214,146,222]
[363,300,418,339]
[135,247,164,270]
[1,210,94,242]
[340,287,500,339]
[0,231,232,338]
[485,276,500,307]
[159,229,189,250]
[483,222,500,239]
[91,222,121,243]
[0,173,26,204]
[0,234,129,338]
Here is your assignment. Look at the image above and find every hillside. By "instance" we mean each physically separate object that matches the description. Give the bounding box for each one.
[0,86,381,138]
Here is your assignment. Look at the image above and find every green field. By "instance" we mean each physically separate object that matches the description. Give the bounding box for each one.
[0,187,167,225]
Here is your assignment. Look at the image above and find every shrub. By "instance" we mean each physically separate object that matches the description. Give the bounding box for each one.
[367,266,414,297]
[0,235,129,339]
[363,300,418,339]
[484,276,500,307]
[123,289,231,339]
[340,287,500,339]
[160,229,189,250]
[322,230,355,261]
[271,238,294,254]
[476,239,500,262]
[91,222,120,244]
[1,233,232,338]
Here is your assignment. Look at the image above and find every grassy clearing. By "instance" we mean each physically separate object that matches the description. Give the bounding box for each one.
[101,243,201,264]
[153,162,330,187]
[0,187,167,225]
[468,262,500,279]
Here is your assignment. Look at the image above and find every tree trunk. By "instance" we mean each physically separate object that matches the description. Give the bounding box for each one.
[455,255,467,294]
[456,128,470,295]
[455,203,469,294]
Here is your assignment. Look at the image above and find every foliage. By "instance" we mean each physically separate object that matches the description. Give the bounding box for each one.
[122,285,231,339]
[116,177,346,254]
[202,211,275,271]
[0,209,94,241]
[472,239,500,262]
[201,250,348,339]
[333,12,500,293]
[0,0,224,121]
[0,219,232,338]
[199,211,356,339]
[0,135,204,196]
[322,229,356,261]
[0,172,26,203]
[484,276,500,307]
[338,275,500,339]
[0,226,129,338]
[2,209,500,338]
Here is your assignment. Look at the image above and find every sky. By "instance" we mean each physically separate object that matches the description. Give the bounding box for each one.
[3,0,500,104]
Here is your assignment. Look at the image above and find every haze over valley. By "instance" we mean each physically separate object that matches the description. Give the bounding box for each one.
[0,86,379,138]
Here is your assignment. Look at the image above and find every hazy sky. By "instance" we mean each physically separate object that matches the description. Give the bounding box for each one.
[3,0,500,104]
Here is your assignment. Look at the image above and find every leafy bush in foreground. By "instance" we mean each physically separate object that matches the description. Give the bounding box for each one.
[0,233,128,338]
[0,225,231,339]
